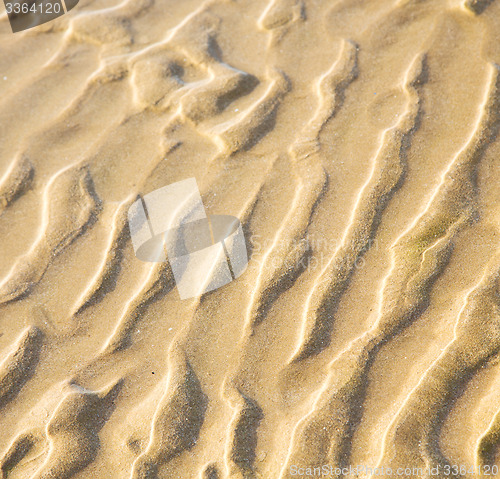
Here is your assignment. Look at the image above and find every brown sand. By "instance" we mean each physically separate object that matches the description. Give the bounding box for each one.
[0,0,500,478]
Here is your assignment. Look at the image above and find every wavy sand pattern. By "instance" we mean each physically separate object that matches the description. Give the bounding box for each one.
[0,0,500,478]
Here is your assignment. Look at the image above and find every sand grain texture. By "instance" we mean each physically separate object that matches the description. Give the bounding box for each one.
[0,0,500,478]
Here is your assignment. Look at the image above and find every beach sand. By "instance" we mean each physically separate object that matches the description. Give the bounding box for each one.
[0,0,500,477]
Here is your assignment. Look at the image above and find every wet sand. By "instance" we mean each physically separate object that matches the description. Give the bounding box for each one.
[0,0,500,478]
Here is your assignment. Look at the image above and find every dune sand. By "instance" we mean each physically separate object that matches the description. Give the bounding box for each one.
[0,0,500,477]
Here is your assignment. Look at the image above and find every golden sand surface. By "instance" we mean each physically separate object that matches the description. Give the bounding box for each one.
[0,0,500,477]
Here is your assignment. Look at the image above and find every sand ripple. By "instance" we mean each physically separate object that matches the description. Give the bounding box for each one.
[0,0,500,478]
